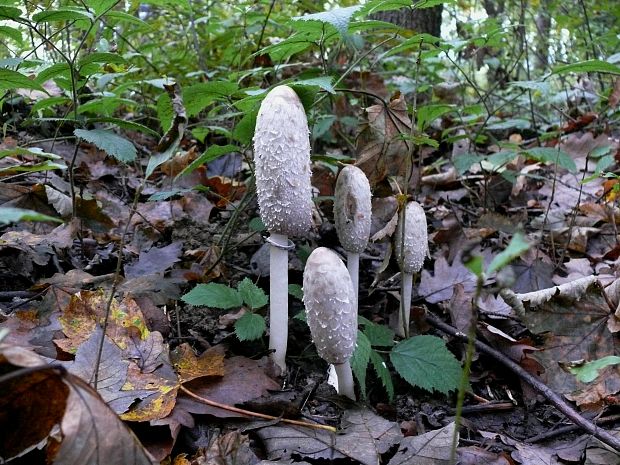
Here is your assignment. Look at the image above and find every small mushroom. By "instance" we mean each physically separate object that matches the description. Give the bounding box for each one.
[394,201,428,338]
[303,247,357,400]
[253,85,313,372]
[334,165,372,310]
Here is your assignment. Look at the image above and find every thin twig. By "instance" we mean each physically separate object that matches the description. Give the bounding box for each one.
[179,385,337,432]
[425,312,620,452]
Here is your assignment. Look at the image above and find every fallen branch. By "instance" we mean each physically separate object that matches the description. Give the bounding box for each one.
[179,385,337,433]
[425,312,620,452]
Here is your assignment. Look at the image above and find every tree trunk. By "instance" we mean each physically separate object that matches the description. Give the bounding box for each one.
[373,5,443,36]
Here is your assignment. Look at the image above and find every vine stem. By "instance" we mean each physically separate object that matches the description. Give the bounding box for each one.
[179,385,336,432]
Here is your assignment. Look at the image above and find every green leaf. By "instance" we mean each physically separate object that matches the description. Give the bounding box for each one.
[32,8,93,23]
[0,207,62,225]
[74,129,137,163]
[237,278,268,309]
[259,33,314,61]
[293,77,335,94]
[359,317,395,347]
[35,63,71,84]
[553,60,620,76]
[177,144,241,179]
[104,10,150,27]
[567,356,620,383]
[292,5,363,36]
[183,81,238,117]
[417,104,454,131]
[249,217,266,232]
[370,349,394,401]
[147,187,194,201]
[86,117,160,137]
[486,118,530,130]
[181,283,243,309]
[0,160,66,175]
[453,152,483,175]
[31,96,72,114]
[156,93,173,132]
[464,255,484,278]
[523,147,576,172]
[0,25,22,43]
[234,313,266,341]
[0,69,45,92]
[0,6,23,20]
[390,335,461,395]
[78,52,126,68]
[288,284,303,300]
[487,232,530,275]
[77,97,135,116]
[232,108,258,145]
[351,331,372,399]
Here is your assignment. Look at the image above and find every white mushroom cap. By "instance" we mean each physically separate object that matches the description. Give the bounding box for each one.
[253,85,313,237]
[303,247,357,365]
[395,201,428,274]
[334,165,372,253]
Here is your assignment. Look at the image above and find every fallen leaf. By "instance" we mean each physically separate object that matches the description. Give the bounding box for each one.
[458,446,512,465]
[419,255,477,303]
[255,408,402,465]
[387,422,455,465]
[124,242,183,278]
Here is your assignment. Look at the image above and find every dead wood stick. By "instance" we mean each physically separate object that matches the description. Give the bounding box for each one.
[525,414,620,444]
[446,401,514,415]
[179,385,337,432]
[425,312,620,452]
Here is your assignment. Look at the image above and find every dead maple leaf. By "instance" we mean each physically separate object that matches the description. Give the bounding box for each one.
[124,242,183,278]
[418,255,477,303]
[387,422,455,465]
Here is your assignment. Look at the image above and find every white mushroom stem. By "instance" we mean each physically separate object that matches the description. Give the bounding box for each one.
[346,252,360,309]
[269,233,289,372]
[334,361,355,400]
[399,272,413,338]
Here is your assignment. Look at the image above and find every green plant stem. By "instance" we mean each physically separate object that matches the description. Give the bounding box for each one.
[449,277,481,464]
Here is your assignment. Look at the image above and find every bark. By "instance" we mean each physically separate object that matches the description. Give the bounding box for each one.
[373,5,443,36]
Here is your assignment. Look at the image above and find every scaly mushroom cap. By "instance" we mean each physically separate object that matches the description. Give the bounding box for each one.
[334,165,372,253]
[303,247,357,364]
[395,201,428,274]
[253,85,313,237]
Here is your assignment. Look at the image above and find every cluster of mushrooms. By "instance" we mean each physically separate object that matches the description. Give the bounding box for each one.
[253,85,428,400]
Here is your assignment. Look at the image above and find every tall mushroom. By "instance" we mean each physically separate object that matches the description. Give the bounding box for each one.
[394,201,428,338]
[334,165,372,310]
[253,85,313,372]
[303,247,357,400]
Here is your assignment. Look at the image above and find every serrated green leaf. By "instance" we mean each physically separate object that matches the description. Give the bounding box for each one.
[288,284,303,300]
[370,349,394,401]
[181,283,243,308]
[359,317,395,347]
[0,69,45,92]
[523,147,576,172]
[32,8,93,23]
[567,356,620,383]
[390,335,461,394]
[156,93,173,132]
[292,5,362,36]
[183,81,238,117]
[177,144,241,179]
[553,59,620,76]
[0,207,62,225]
[0,25,22,43]
[351,331,372,399]
[74,129,137,163]
[237,278,268,309]
[235,313,266,341]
